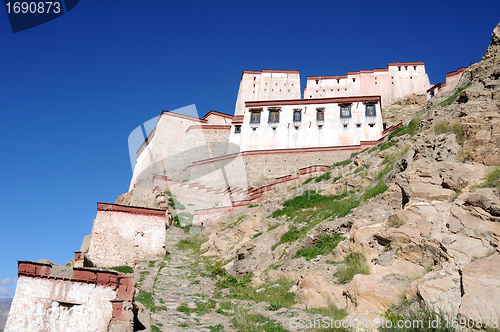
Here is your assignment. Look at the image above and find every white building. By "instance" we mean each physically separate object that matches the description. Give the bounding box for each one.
[304,62,431,107]
[229,96,383,152]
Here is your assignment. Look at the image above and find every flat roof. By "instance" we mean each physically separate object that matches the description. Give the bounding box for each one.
[245,95,381,107]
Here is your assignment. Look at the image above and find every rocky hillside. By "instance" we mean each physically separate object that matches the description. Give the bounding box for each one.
[134,22,500,331]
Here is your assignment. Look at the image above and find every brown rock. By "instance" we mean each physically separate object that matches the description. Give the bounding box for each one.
[459,253,500,321]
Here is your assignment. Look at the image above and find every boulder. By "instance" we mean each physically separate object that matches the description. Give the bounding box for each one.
[293,271,347,309]
[459,253,500,322]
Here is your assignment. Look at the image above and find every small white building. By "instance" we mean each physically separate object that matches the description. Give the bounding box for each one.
[229,96,383,152]
[426,67,467,100]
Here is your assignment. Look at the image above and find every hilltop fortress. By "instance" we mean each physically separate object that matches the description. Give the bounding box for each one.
[126,63,443,225]
[6,62,468,332]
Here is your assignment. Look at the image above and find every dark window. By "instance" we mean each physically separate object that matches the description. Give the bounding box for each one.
[340,105,351,118]
[250,111,261,124]
[316,109,325,121]
[365,104,376,116]
[268,110,280,123]
[293,110,302,122]
[234,125,241,134]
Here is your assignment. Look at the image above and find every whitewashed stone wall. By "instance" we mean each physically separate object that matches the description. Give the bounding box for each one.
[304,62,431,106]
[230,96,384,153]
[87,203,168,268]
[5,262,134,332]
[234,70,302,116]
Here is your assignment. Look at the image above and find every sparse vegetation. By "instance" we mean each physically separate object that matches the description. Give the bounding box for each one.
[380,299,455,332]
[306,302,348,321]
[387,215,405,228]
[388,110,425,140]
[332,159,353,167]
[439,84,471,107]
[176,235,208,255]
[302,177,315,185]
[294,233,345,260]
[484,167,500,190]
[173,212,193,231]
[433,121,465,145]
[168,197,186,210]
[135,290,156,312]
[334,251,370,284]
[216,274,295,308]
[315,170,332,182]
[108,265,133,274]
[252,232,263,239]
[230,307,289,332]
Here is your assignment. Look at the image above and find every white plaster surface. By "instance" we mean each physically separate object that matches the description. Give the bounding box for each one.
[5,276,115,332]
[87,210,166,267]
[305,64,431,106]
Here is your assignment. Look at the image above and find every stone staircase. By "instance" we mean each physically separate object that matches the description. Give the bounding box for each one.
[149,227,225,331]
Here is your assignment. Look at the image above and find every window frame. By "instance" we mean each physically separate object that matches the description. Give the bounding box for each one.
[316,108,325,121]
[249,110,261,124]
[339,105,351,118]
[293,109,302,122]
[268,109,280,124]
[365,103,376,117]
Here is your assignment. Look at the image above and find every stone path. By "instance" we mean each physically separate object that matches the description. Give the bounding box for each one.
[149,226,225,332]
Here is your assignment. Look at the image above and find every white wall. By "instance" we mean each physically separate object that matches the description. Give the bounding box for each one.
[230,98,383,152]
[87,207,167,267]
[234,70,301,116]
[305,63,431,106]
[5,277,116,332]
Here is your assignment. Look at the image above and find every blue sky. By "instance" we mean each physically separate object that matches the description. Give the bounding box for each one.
[0,0,498,297]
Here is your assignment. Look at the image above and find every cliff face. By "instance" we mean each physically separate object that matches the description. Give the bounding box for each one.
[192,22,500,328]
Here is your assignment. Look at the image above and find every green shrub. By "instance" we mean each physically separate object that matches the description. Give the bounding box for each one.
[379,140,398,151]
[306,302,348,321]
[388,113,423,140]
[135,291,156,312]
[315,171,332,182]
[174,212,193,228]
[334,252,370,284]
[302,177,315,185]
[217,275,295,309]
[484,167,500,190]
[268,224,279,232]
[206,259,228,277]
[379,300,455,332]
[194,299,217,315]
[252,232,262,239]
[208,324,225,331]
[361,183,389,201]
[230,308,289,332]
[176,235,207,255]
[333,159,353,167]
[295,233,345,260]
[439,84,471,107]
[109,265,133,274]
[168,197,186,210]
[434,120,449,134]
[387,215,405,228]
[176,303,190,315]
